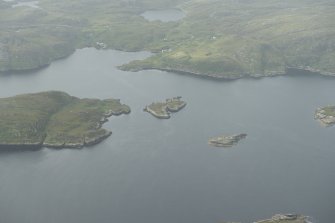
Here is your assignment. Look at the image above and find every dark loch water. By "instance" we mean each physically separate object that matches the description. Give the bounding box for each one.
[0,48,334,223]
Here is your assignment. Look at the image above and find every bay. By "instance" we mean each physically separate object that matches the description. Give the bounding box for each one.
[0,48,334,223]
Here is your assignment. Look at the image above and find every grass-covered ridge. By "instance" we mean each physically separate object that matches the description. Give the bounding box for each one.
[0,91,130,149]
[0,0,334,78]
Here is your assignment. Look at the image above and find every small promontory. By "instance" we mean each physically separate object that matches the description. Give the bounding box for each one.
[144,97,186,119]
[208,134,247,147]
[315,106,335,127]
[0,91,130,149]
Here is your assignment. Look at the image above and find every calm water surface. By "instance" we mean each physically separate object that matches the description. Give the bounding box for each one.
[141,9,185,22]
[2,0,40,8]
[0,48,334,223]
[12,1,40,9]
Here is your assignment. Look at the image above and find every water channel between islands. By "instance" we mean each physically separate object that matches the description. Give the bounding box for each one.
[0,48,334,223]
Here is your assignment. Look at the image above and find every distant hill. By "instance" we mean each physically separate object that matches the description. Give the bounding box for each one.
[0,0,334,79]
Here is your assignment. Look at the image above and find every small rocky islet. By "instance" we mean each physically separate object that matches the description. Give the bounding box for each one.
[208,133,247,148]
[315,106,335,127]
[0,91,130,149]
[223,214,309,223]
[144,96,186,119]
[252,214,308,223]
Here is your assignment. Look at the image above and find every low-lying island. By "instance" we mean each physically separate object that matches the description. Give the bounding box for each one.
[253,214,308,223]
[0,91,130,149]
[208,134,247,147]
[144,97,186,119]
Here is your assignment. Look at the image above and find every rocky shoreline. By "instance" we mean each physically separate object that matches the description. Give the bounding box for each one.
[0,111,127,150]
[0,142,44,150]
[286,66,335,77]
[144,97,186,119]
[159,66,334,80]
[121,65,285,80]
[41,107,131,149]
[122,64,334,81]
[42,130,113,149]
[315,106,335,127]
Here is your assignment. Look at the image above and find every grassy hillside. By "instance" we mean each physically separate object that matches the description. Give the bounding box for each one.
[121,0,335,78]
[0,91,130,148]
[0,0,334,78]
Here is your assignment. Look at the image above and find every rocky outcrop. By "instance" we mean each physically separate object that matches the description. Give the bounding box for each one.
[144,102,171,119]
[286,67,335,77]
[84,129,112,147]
[208,134,247,147]
[0,141,44,150]
[315,106,335,127]
[144,97,186,119]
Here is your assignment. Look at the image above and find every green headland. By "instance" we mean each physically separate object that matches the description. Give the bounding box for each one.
[0,0,334,79]
[0,91,130,149]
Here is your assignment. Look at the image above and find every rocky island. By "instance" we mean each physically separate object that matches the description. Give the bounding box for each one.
[253,214,308,223]
[208,134,247,147]
[315,106,335,127]
[222,214,308,223]
[0,91,130,149]
[144,97,186,119]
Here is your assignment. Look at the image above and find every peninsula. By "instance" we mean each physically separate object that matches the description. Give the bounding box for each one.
[315,106,335,127]
[208,134,247,147]
[0,91,130,149]
[144,97,186,119]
